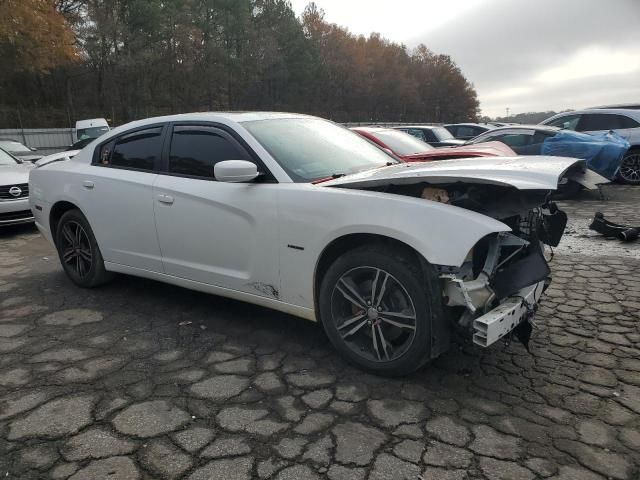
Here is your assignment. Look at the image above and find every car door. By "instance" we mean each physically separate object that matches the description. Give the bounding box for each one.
[78,125,165,272]
[153,123,281,297]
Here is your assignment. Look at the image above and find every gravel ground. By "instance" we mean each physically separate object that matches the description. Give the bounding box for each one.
[0,184,638,480]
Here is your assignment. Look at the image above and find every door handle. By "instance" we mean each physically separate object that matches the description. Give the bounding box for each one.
[82,181,94,190]
[157,194,174,205]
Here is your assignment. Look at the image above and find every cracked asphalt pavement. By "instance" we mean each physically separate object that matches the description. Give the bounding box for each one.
[1,185,639,480]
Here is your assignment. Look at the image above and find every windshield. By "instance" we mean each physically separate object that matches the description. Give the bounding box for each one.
[77,126,109,140]
[432,127,455,141]
[0,140,30,152]
[242,118,397,182]
[370,130,434,156]
[0,148,19,165]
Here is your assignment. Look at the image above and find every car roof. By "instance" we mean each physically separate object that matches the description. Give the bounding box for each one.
[587,104,640,110]
[550,109,640,119]
[107,112,317,134]
[392,125,442,130]
[350,126,396,133]
[479,125,560,134]
[443,123,494,128]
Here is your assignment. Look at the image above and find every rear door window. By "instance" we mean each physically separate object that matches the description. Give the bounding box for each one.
[577,114,623,131]
[105,127,163,171]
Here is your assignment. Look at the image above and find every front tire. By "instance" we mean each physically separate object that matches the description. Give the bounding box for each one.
[318,245,443,376]
[55,209,114,287]
[618,150,640,185]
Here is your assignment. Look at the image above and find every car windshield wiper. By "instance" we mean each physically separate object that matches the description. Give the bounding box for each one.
[312,173,346,184]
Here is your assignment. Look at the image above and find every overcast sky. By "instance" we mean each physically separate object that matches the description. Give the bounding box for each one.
[290,0,640,118]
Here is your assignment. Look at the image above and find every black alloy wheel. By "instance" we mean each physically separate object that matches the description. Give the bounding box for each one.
[55,209,114,287]
[330,266,417,363]
[59,220,93,279]
[319,245,443,376]
[619,151,640,184]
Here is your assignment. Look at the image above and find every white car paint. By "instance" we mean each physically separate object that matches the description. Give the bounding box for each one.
[35,150,80,168]
[29,112,580,325]
[321,155,598,190]
[0,153,33,226]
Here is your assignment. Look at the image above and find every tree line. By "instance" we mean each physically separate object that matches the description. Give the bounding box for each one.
[0,0,480,128]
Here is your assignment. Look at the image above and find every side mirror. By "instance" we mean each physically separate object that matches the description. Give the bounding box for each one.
[214,160,259,183]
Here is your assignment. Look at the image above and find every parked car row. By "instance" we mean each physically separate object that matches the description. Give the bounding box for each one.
[441,108,640,184]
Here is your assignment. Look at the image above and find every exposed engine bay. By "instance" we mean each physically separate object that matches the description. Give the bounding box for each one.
[362,181,569,350]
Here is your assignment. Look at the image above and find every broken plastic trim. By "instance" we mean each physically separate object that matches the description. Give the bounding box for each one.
[589,212,640,243]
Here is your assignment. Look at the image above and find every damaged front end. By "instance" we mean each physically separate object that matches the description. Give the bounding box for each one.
[436,188,567,350]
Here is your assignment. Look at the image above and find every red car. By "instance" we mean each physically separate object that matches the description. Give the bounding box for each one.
[351,126,516,161]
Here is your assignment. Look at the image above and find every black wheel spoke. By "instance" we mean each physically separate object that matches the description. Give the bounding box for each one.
[62,225,75,245]
[63,248,76,263]
[379,310,416,320]
[337,312,367,331]
[336,279,367,310]
[376,324,391,360]
[371,324,382,360]
[380,317,416,330]
[373,272,389,308]
[341,318,369,338]
[76,254,83,276]
[78,248,92,262]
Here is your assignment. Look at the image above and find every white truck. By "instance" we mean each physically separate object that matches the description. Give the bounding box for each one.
[74,118,110,143]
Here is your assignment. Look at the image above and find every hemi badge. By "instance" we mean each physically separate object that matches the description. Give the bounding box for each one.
[287,244,304,251]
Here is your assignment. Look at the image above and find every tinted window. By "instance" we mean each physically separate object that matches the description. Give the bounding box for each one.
[419,129,438,142]
[456,126,477,138]
[433,127,455,141]
[620,115,640,128]
[579,113,640,131]
[169,127,250,178]
[578,114,620,131]
[109,127,163,170]
[404,128,427,141]
[546,114,580,130]
[494,133,531,148]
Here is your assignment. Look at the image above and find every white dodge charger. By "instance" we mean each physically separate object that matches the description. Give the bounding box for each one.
[29,112,601,375]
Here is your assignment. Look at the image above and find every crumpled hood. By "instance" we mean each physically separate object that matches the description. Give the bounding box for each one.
[0,163,32,185]
[321,156,606,190]
[12,152,43,162]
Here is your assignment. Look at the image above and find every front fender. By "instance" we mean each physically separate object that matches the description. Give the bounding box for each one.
[276,185,510,310]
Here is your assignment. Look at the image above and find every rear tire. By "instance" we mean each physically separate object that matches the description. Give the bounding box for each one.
[318,244,443,376]
[55,209,114,287]
[618,150,640,185]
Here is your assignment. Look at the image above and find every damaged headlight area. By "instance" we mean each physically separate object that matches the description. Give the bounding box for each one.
[438,203,567,350]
